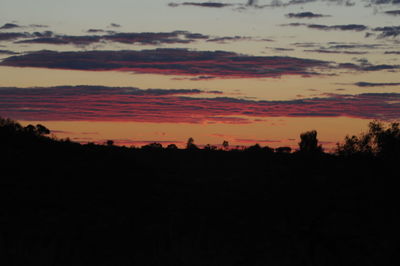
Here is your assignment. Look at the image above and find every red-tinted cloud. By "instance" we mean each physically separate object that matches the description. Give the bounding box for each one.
[0,86,399,123]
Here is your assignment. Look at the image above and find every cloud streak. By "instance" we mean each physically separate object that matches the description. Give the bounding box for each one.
[353,82,400,87]
[0,49,18,55]
[11,29,257,47]
[286,12,329,18]
[168,2,233,8]
[16,30,211,46]
[283,23,367,31]
[167,0,400,10]
[0,32,30,41]
[0,86,399,123]
[384,10,400,15]
[373,26,400,38]
[0,23,21,30]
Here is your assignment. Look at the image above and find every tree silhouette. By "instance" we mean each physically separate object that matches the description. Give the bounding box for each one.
[106,140,114,146]
[36,124,50,135]
[24,124,37,134]
[222,140,229,150]
[245,143,262,152]
[0,117,22,132]
[166,143,178,150]
[204,144,217,150]
[298,130,323,154]
[142,142,163,150]
[186,137,198,150]
[275,146,292,154]
[337,120,400,157]
[262,146,274,153]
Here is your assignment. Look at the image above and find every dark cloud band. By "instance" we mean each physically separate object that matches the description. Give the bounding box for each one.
[0,48,330,78]
[15,31,210,46]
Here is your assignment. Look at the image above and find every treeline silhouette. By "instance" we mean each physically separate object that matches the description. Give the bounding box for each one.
[0,117,397,266]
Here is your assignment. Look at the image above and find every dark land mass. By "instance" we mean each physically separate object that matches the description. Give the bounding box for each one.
[0,118,397,266]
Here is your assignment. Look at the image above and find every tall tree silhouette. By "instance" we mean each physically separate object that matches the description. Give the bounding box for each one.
[222,140,229,150]
[186,137,198,150]
[298,130,323,153]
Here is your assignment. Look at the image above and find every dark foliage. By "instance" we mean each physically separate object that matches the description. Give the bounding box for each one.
[337,120,400,158]
[0,117,396,266]
[298,130,323,154]
[275,146,292,154]
[186,137,199,150]
[141,142,163,150]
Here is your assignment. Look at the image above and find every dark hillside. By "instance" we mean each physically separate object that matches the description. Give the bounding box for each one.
[0,118,396,266]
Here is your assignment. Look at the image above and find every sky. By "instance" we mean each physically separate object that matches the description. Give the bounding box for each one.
[0,0,399,150]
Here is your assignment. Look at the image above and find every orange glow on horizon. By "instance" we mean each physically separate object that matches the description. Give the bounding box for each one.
[19,116,371,152]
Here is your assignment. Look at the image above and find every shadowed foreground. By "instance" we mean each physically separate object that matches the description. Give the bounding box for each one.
[0,119,396,266]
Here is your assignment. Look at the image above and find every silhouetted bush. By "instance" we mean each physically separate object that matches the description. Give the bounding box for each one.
[141,142,163,150]
[204,144,217,150]
[166,143,178,150]
[244,143,262,152]
[106,140,114,146]
[275,146,292,154]
[36,124,51,135]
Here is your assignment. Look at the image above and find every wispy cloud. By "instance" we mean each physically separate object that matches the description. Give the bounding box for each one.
[373,26,400,38]
[167,0,400,10]
[384,10,400,15]
[0,49,18,55]
[283,23,367,31]
[286,12,329,18]
[338,62,400,72]
[0,23,21,30]
[304,49,368,55]
[0,32,30,41]
[368,0,400,5]
[109,23,121,28]
[385,51,400,54]
[15,30,210,46]
[294,41,389,55]
[10,29,255,47]
[168,2,233,8]
[353,82,400,87]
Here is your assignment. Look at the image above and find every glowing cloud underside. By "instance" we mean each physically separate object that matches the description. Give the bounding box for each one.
[0,86,399,123]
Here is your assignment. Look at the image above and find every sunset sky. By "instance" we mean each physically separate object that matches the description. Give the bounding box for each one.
[1,0,399,149]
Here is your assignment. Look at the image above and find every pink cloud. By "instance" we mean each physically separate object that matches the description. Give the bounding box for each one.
[0,86,399,123]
